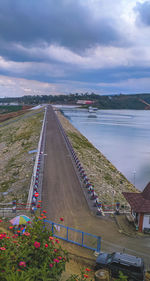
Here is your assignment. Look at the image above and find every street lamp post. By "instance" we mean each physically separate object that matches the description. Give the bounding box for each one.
[133,168,136,186]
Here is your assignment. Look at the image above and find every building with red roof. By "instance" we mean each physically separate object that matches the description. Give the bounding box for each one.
[123,182,150,232]
[76,100,94,105]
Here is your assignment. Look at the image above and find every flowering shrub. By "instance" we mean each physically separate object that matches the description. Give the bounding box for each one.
[0,216,68,281]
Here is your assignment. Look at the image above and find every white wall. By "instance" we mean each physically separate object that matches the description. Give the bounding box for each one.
[143,214,150,230]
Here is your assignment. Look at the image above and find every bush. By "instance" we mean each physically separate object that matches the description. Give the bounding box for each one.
[0,216,68,281]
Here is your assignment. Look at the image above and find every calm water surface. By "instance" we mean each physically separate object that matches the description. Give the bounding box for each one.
[61,108,150,191]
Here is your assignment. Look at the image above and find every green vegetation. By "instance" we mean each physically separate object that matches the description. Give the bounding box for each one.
[0,178,16,192]
[0,217,129,281]
[1,93,150,109]
[0,105,23,114]
[0,217,69,281]
[5,157,16,172]
[104,172,115,185]
[68,132,93,150]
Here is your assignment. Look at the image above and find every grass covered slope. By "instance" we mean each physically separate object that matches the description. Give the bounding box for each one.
[0,109,44,203]
[57,111,137,204]
[0,105,32,122]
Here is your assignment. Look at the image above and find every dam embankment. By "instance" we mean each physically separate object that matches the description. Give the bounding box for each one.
[57,110,137,204]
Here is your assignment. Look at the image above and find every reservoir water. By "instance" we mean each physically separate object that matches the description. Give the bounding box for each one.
[61,108,150,191]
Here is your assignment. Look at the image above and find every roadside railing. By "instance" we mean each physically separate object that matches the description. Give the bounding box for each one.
[26,106,47,210]
[44,219,101,253]
[0,203,32,218]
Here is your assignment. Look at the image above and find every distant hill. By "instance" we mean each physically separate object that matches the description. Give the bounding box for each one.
[1,93,150,109]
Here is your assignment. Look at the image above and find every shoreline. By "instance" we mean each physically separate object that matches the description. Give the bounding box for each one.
[57,110,138,204]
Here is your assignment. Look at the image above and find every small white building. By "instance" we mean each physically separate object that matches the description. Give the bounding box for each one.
[123,182,150,232]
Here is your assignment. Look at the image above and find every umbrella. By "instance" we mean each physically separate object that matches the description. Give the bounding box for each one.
[10,215,31,225]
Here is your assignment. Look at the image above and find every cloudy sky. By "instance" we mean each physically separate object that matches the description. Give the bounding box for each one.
[0,0,150,97]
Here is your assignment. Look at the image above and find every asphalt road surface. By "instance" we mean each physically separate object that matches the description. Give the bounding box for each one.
[42,105,150,268]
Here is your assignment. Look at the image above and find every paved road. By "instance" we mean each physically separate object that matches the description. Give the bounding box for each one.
[42,105,150,268]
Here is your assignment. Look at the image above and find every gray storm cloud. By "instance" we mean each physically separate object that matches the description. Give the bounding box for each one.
[0,0,121,56]
[0,0,150,97]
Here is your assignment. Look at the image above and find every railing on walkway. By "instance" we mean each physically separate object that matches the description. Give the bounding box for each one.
[44,219,101,253]
[102,204,131,214]
[27,106,47,209]
[0,203,34,218]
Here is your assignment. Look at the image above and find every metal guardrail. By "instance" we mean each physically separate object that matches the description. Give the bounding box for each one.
[0,207,31,218]
[44,219,101,253]
[26,106,47,209]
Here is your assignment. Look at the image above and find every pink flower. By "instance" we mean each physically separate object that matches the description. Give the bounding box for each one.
[23,232,30,236]
[34,241,40,248]
[49,263,53,268]
[19,261,26,267]
[55,239,59,243]
[0,234,6,239]
[43,210,47,213]
[54,249,57,252]
[53,258,59,263]
[60,217,64,222]
[0,219,3,222]
[0,247,6,250]
[45,243,48,248]
[58,256,62,260]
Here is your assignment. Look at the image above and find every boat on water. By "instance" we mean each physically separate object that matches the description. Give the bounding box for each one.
[88,106,98,117]
[88,106,98,113]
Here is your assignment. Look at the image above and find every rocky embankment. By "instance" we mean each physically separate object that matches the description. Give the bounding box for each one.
[57,111,138,204]
[0,109,44,204]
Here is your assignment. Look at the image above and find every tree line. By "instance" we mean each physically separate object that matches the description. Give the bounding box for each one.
[1,93,150,109]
